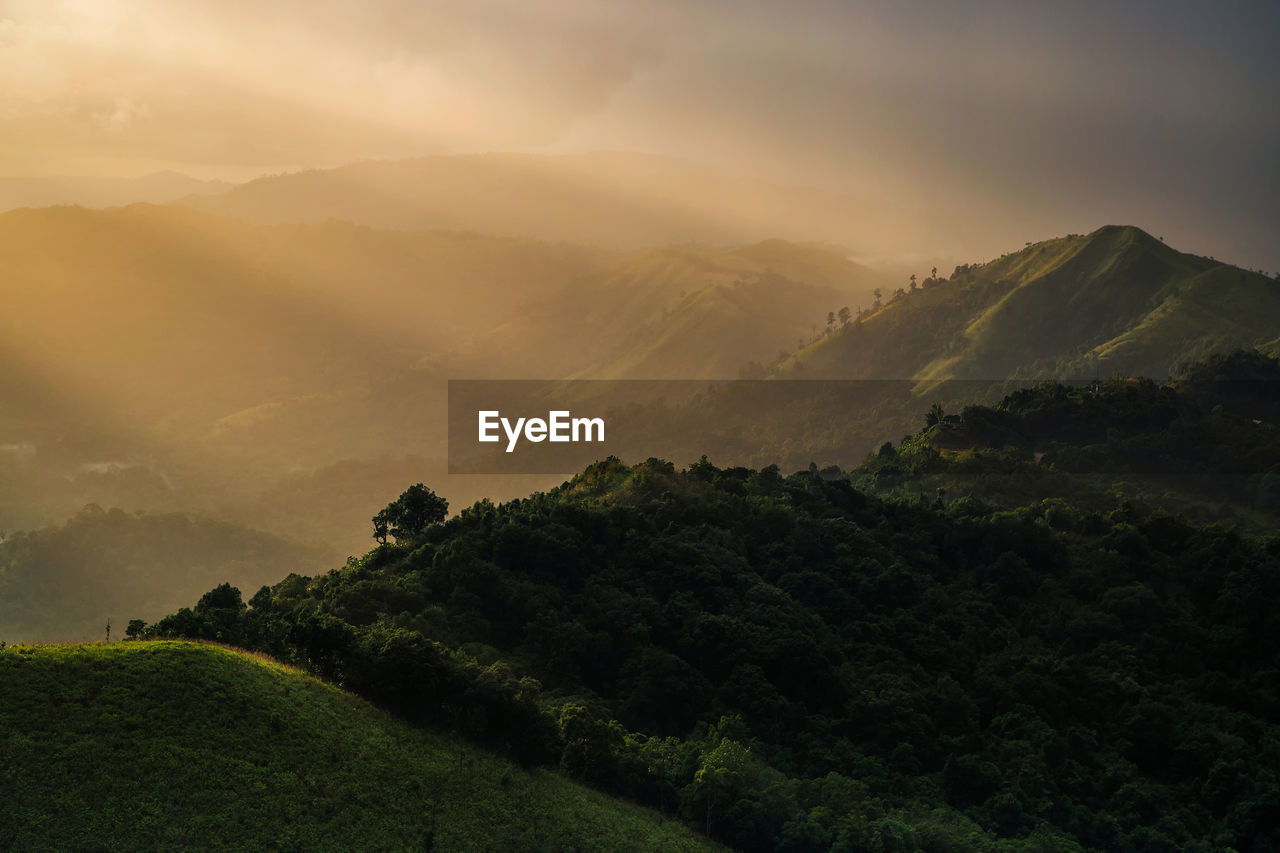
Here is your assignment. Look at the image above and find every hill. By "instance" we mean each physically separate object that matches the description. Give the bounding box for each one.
[143,437,1280,851]
[0,506,331,642]
[785,225,1280,382]
[464,239,892,379]
[0,171,235,212]
[182,151,895,251]
[0,641,721,852]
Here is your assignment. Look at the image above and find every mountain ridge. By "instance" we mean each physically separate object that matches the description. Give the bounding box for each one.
[784,224,1280,383]
[181,151,897,250]
[0,172,236,213]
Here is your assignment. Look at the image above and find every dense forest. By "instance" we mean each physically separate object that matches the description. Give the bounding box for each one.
[857,349,1280,533]
[135,352,1280,852]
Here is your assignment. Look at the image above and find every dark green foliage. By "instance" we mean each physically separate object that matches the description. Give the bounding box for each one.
[373,483,449,543]
[858,351,1280,532]
[152,430,1280,850]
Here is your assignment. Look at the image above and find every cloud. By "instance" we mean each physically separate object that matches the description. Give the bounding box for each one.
[0,0,1275,268]
[0,0,691,175]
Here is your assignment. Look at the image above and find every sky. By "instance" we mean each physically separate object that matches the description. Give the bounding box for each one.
[1,0,1277,270]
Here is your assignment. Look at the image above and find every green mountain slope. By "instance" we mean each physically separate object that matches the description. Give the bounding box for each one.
[0,641,722,853]
[786,225,1280,381]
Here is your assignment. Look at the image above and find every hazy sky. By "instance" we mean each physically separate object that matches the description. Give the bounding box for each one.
[2,0,1277,269]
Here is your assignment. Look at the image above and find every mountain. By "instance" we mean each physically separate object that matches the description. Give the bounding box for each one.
[465,239,892,379]
[0,641,721,852]
[183,151,895,251]
[0,171,235,212]
[784,225,1280,382]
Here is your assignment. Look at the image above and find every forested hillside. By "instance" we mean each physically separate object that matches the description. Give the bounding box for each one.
[138,354,1280,851]
[856,349,1280,533]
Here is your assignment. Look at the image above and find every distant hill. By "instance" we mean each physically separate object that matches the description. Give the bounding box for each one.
[0,506,331,642]
[785,225,1280,382]
[0,641,720,852]
[466,239,893,379]
[183,151,895,250]
[0,171,235,212]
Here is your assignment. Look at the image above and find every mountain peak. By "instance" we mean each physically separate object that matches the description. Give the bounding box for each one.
[1086,224,1165,249]
[1091,223,1153,239]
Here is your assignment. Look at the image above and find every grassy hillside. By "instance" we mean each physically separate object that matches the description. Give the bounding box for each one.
[0,641,722,853]
[785,225,1280,382]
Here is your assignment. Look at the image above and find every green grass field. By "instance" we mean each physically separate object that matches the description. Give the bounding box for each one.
[0,641,723,852]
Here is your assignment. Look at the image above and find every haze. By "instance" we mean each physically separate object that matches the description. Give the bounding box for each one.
[1,0,1276,270]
